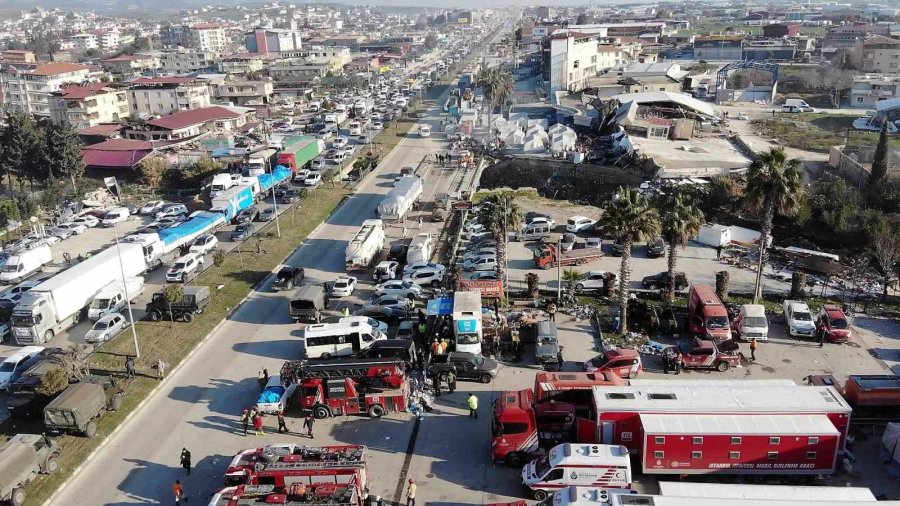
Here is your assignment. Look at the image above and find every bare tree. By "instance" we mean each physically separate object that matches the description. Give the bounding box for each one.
[871,225,900,300]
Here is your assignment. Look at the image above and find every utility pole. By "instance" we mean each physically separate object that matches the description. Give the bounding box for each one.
[556,237,562,301]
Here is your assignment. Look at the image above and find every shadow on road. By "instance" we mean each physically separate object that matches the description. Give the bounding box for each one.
[231,339,300,362]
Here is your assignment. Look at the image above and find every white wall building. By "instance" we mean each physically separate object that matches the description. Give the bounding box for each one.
[70,33,99,52]
[126,77,212,118]
[549,31,600,95]
[0,62,94,117]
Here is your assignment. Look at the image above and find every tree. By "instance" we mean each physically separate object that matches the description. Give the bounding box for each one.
[164,284,184,324]
[562,269,583,293]
[715,271,730,302]
[478,68,514,138]
[743,148,804,302]
[36,367,70,397]
[140,157,169,188]
[660,194,704,303]
[477,194,523,299]
[871,224,900,300]
[525,272,540,299]
[0,112,43,190]
[576,13,589,24]
[424,34,438,50]
[601,187,660,334]
[42,121,85,193]
[867,122,890,201]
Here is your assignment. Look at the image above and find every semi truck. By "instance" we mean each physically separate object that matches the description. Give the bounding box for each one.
[276,136,324,172]
[256,165,293,195]
[808,374,900,422]
[210,184,255,222]
[533,244,602,270]
[345,220,385,271]
[452,290,483,354]
[377,177,422,221]
[11,242,148,345]
[124,211,225,268]
[209,173,240,198]
[353,99,375,118]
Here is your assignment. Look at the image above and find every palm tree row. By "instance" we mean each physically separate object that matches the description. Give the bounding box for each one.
[477,194,523,299]
[477,68,514,139]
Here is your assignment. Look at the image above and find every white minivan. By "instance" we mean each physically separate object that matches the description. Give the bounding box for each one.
[88,277,145,321]
[0,245,52,284]
[101,207,131,227]
[300,321,386,359]
[734,303,769,341]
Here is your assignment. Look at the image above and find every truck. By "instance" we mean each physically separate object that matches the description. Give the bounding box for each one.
[533,244,602,270]
[210,184,255,222]
[276,136,325,172]
[345,219,385,271]
[289,285,328,323]
[255,374,298,414]
[246,148,277,176]
[782,300,816,338]
[11,242,148,345]
[241,175,261,198]
[124,211,225,269]
[0,434,61,506]
[657,481,878,501]
[808,374,900,421]
[377,176,423,221]
[209,173,238,198]
[43,375,124,437]
[353,99,375,118]
[452,290,483,354]
[687,284,732,342]
[280,359,408,419]
[256,165,293,195]
[88,276,145,321]
[406,233,433,264]
[7,347,89,417]
[145,285,210,322]
[210,483,364,506]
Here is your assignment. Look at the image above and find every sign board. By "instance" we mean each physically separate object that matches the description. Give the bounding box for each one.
[456,319,479,333]
[426,297,454,316]
[457,279,503,299]
[451,200,473,211]
[104,177,122,200]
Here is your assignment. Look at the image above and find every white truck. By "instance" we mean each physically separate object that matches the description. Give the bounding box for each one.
[406,233,433,264]
[452,290,483,355]
[345,219,385,271]
[783,299,816,338]
[353,99,375,118]
[11,242,149,345]
[88,277,145,321]
[124,211,226,268]
[0,245,53,284]
[377,176,423,221]
[209,173,238,198]
[782,99,814,113]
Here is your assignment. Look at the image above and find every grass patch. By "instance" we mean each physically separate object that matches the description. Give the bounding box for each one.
[751,114,899,153]
[473,188,541,202]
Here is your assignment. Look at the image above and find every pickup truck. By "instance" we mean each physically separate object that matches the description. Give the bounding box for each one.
[532,243,602,270]
[783,300,816,338]
[272,266,305,292]
[255,375,297,414]
[665,337,741,372]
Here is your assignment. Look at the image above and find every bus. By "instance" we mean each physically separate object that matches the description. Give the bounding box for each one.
[300,321,387,359]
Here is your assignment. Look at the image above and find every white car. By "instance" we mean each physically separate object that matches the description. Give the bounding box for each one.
[0,346,44,391]
[375,279,422,299]
[403,261,446,276]
[574,271,612,292]
[463,255,497,272]
[101,207,130,227]
[463,247,497,262]
[139,200,166,215]
[586,237,602,249]
[737,112,749,121]
[166,252,204,283]
[527,217,556,229]
[403,267,445,287]
[71,215,99,228]
[371,122,384,130]
[156,204,188,220]
[54,222,88,235]
[332,136,348,148]
[464,220,484,233]
[303,172,322,186]
[189,234,218,255]
[294,169,310,181]
[312,157,327,170]
[566,215,596,233]
[339,316,388,334]
[331,276,358,297]
[85,313,130,343]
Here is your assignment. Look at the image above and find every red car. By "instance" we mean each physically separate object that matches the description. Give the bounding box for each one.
[816,304,851,343]
[665,337,741,372]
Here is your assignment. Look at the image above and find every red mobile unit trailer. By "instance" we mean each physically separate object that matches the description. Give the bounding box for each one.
[640,414,840,475]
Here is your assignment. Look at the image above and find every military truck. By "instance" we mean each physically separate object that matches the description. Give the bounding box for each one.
[0,434,60,506]
[6,347,89,418]
[44,375,124,437]
[145,285,210,322]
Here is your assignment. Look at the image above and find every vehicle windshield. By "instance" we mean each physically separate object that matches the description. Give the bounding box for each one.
[590,354,610,367]
[706,316,729,329]
[1,264,20,273]
[91,299,110,309]
[11,314,36,326]
[794,311,812,322]
[831,318,849,329]
[93,321,110,330]
[173,262,186,270]
[744,316,767,327]
[0,362,16,372]
[533,455,551,478]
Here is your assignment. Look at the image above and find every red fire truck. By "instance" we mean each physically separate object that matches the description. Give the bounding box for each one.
[491,372,625,466]
[280,359,408,419]
[210,483,364,506]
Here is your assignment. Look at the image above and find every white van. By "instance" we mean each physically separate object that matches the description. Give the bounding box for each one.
[517,222,552,242]
[300,321,387,359]
[101,207,130,227]
[522,444,632,501]
[88,277,145,321]
[734,303,769,341]
[348,121,362,136]
[0,245,52,284]
[419,125,431,137]
[406,233,433,264]
[550,487,639,506]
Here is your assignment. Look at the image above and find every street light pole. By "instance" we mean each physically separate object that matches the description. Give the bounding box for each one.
[267,158,281,238]
[556,237,562,302]
[112,222,140,358]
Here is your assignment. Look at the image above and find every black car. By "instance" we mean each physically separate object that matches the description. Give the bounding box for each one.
[428,352,499,384]
[646,237,666,258]
[642,271,688,290]
[281,189,300,204]
[230,223,255,241]
[387,243,409,263]
[273,266,305,291]
[234,206,259,224]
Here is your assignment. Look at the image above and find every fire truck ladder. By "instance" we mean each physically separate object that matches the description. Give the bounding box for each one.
[258,458,367,472]
[281,358,404,383]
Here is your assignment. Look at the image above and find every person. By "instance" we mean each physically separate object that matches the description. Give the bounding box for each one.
[817,324,826,347]
[547,303,557,322]
[262,368,269,385]
[125,356,135,379]
[173,480,184,505]
[716,244,723,261]
[303,414,315,438]
[241,409,250,436]
[156,359,166,380]
[257,371,267,390]
[253,412,265,436]
[342,306,350,317]
[467,393,479,419]
[402,226,408,239]
[277,411,289,433]
[431,339,442,356]
[417,216,423,229]
[180,448,191,476]
[445,370,457,394]
[433,372,442,397]
[750,338,759,361]
[406,479,417,506]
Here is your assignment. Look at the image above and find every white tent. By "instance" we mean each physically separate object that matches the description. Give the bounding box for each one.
[551,135,576,152]
[548,123,569,138]
[507,112,529,129]
[525,125,549,143]
[527,118,549,131]
[881,422,900,477]
[506,129,526,146]
[522,134,547,153]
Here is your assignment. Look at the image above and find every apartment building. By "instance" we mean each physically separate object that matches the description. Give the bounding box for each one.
[99,31,120,50]
[139,49,219,73]
[850,75,900,108]
[70,33,99,52]
[211,79,274,106]
[548,31,599,95]
[268,58,333,81]
[126,76,211,118]
[1,50,36,63]
[281,46,352,66]
[0,62,93,117]
[244,26,303,56]
[854,35,900,73]
[596,45,626,71]
[160,24,227,52]
[823,24,889,51]
[102,54,160,76]
[219,54,266,75]
[125,105,255,141]
[49,83,130,129]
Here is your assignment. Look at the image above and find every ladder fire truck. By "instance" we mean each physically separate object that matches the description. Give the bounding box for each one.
[209,483,364,506]
[280,359,409,419]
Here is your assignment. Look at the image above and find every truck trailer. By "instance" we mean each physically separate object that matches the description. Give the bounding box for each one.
[210,184,255,222]
[533,244,602,270]
[345,220,385,271]
[277,136,324,172]
[11,242,148,345]
[256,165,293,195]
[377,177,422,221]
[125,211,225,268]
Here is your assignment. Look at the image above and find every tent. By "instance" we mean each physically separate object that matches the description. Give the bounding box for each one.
[881,422,900,477]
[551,135,576,152]
[507,112,529,129]
[548,123,569,138]
[522,134,547,153]
[506,129,526,146]
[525,125,549,143]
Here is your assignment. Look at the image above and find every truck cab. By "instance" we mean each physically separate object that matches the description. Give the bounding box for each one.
[209,173,236,197]
[732,303,769,341]
[687,284,731,342]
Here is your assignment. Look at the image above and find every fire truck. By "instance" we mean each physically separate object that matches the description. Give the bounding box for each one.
[491,372,626,466]
[209,483,363,506]
[280,358,409,419]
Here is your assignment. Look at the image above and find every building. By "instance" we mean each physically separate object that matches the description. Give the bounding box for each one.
[549,31,599,95]
[268,58,333,81]
[211,79,273,106]
[219,54,266,75]
[282,46,352,65]
[0,62,93,117]
[571,22,668,38]
[854,35,900,73]
[82,138,155,171]
[762,24,800,38]
[160,24,227,52]
[0,50,36,63]
[101,54,160,76]
[99,31,120,50]
[823,24,889,50]
[742,41,797,61]
[125,105,255,141]
[850,75,900,108]
[142,49,220,73]
[49,83,130,129]
[126,77,211,118]
[693,35,744,61]
[70,33,99,52]
[244,26,302,56]
[323,36,363,51]
[537,6,551,20]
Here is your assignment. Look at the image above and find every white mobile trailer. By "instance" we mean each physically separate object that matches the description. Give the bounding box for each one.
[11,242,148,345]
[657,482,877,502]
[345,219,385,271]
[609,495,892,506]
[377,177,423,221]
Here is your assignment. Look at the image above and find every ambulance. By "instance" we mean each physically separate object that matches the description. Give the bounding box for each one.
[549,487,639,506]
[522,444,632,501]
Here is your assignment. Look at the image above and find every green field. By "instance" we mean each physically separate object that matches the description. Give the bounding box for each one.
[752,113,898,153]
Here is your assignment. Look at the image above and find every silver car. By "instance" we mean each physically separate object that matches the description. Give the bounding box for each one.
[84,313,130,343]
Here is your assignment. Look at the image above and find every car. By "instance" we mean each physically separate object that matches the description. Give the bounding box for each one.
[403,261,446,276]
[404,266,446,286]
[139,200,166,215]
[47,226,75,240]
[235,206,259,224]
[166,252,204,283]
[231,223,255,241]
[574,271,614,293]
[0,346,44,390]
[463,247,497,262]
[816,304,852,343]
[464,220,484,233]
[353,304,408,321]
[467,237,497,251]
[188,234,218,255]
[339,145,355,157]
[331,276,358,297]
[312,157,327,170]
[84,313,130,343]
[387,244,409,263]
[468,229,493,241]
[566,215,596,233]
[463,255,497,272]
[325,148,339,160]
[665,337,741,372]
[54,222,87,235]
[641,271,688,291]
[259,207,277,222]
[281,189,300,204]
[560,232,577,251]
[332,136,348,148]
[294,169,310,181]
[304,172,322,186]
[527,216,556,229]
[272,266,305,291]
[155,204,188,220]
[737,112,749,121]
[428,351,500,384]
[583,349,643,378]
[71,215,99,228]
[585,237,602,249]
[101,207,130,227]
[375,279,422,299]
[467,271,499,281]
[646,237,666,258]
[138,221,172,233]
[339,316,388,334]
[357,135,370,144]
[364,294,413,313]
[371,122,384,130]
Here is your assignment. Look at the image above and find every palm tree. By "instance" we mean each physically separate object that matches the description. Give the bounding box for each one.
[562,269,583,293]
[743,147,804,302]
[660,194,705,304]
[478,68,514,141]
[477,194,523,299]
[601,187,660,334]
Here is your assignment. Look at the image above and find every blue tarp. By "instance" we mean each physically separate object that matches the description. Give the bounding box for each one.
[427,297,454,316]
[257,387,284,404]
[257,165,293,193]
[158,211,225,247]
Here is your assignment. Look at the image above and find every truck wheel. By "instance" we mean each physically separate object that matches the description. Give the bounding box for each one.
[44,456,60,474]
[321,353,332,360]
[84,421,97,437]
[110,393,123,411]
[10,487,25,506]
[43,330,53,343]
[717,361,730,372]
[181,273,187,283]
[542,263,551,270]
[506,453,524,467]
[575,283,584,292]
[479,373,493,384]
[575,259,585,266]
[148,310,162,322]
[431,280,441,287]
[313,406,331,419]
[368,404,385,418]
[628,371,639,379]
[182,313,194,323]
[533,490,549,501]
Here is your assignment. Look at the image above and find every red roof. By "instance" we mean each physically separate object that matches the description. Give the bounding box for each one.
[9,62,89,76]
[146,106,242,130]
[103,54,152,62]
[82,139,154,168]
[132,76,197,85]
[77,123,124,137]
[59,82,112,99]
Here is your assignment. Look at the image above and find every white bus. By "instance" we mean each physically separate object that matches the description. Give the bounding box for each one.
[300,321,386,359]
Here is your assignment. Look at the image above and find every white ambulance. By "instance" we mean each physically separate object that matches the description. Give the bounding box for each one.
[522,444,632,501]
[551,486,639,506]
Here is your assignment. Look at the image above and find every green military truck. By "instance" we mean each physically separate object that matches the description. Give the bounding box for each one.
[0,434,60,506]
[43,375,124,437]
[145,286,211,322]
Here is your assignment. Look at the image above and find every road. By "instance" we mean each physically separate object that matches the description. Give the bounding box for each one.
[47,35,513,506]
